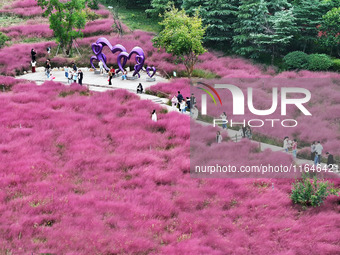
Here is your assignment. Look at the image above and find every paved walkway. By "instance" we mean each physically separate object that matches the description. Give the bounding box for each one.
[17,69,186,113]
[16,70,333,171]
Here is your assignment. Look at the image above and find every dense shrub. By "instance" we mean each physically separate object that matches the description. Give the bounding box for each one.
[331,59,340,72]
[0,32,9,48]
[283,51,309,70]
[87,0,99,10]
[307,54,333,71]
[291,174,339,207]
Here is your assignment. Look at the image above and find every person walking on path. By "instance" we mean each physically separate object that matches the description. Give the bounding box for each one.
[292,139,298,158]
[326,152,334,168]
[311,141,316,161]
[245,126,252,139]
[177,91,183,112]
[171,95,178,108]
[180,99,186,113]
[45,59,51,79]
[78,69,83,85]
[220,112,228,130]
[283,136,290,152]
[68,69,73,84]
[216,131,222,143]
[108,67,114,85]
[72,62,77,72]
[64,67,69,81]
[314,141,323,165]
[72,70,78,84]
[151,109,157,122]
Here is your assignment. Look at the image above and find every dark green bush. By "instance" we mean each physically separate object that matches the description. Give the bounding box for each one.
[291,174,339,207]
[0,32,9,48]
[87,0,99,10]
[307,54,333,71]
[283,51,309,70]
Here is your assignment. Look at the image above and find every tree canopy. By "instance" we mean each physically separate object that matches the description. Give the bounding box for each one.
[37,0,87,56]
[153,5,206,76]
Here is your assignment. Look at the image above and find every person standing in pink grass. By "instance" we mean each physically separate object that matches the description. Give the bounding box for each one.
[216,131,222,143]
[292,139,298,158]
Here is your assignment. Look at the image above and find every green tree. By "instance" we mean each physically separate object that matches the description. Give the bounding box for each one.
[319,7,340,56]
[252,8,296,64]
[232,0,267,58]
[153,5,206,77]
[233,0,295,61]
[37,0,87,56]
[182,0,239,50]
[146,0,183,17]
[293,0,323,52]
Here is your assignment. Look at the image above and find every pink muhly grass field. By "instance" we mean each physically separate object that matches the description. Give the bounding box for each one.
[0,77,339,254]
[1,24,53,39]
[1,0,43,17]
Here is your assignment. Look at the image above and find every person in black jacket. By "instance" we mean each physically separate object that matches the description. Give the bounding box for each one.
[177,91,183,112]
[137,83,143,94]
[326,152,334,168]
[78,69,83,85]
[31,49,36,62]
[72,62,77,72]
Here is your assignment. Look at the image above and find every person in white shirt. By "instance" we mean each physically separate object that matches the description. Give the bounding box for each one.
[220,112,228,129]
[180,100,186,113]
[151,109,157,122]
[283,136,290,152]
[314,141,323,164]
[171,95,178,108]
[216,131,222,143]
[99,60,104,74]
[31,61,36,73]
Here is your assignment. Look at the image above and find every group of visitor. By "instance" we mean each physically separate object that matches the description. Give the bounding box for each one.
[283,138,334,168]
[238,126,252,140]
[64,63,83,85]
[171,91,196,114]
[107,66,127,85]
[310,141,334,167]
[97,61,128,86]
[283,136,298,158]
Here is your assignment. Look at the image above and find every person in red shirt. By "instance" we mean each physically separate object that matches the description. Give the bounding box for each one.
[108,66,115,85]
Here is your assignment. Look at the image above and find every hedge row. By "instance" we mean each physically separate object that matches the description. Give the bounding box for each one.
[283,51,339,71]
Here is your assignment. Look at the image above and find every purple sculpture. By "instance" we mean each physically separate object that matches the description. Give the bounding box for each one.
[90,37,146,78]
[146,66,156,78]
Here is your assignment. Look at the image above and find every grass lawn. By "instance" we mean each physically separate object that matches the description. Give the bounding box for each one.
[114,7,161,33]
